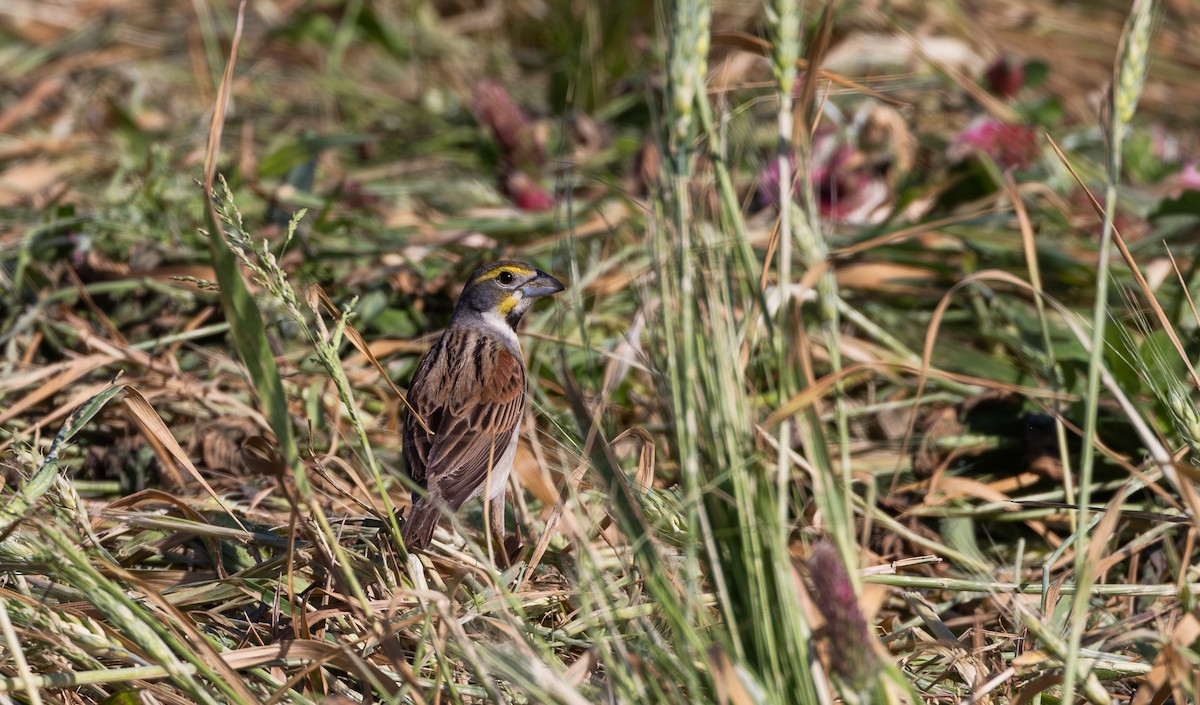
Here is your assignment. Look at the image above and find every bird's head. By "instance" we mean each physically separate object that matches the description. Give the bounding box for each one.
[456,261,566,328]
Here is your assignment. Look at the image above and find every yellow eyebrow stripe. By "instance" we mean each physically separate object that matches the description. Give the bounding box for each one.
[473,264,533,285]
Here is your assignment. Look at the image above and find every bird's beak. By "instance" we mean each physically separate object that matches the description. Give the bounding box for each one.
[522,270,566,299]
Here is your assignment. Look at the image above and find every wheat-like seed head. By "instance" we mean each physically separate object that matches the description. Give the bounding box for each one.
[667,0,711,145]
[1109,0,1157,176]
[768,0,800,90]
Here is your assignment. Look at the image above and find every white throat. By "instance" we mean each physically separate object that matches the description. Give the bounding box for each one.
[480,310,521,350]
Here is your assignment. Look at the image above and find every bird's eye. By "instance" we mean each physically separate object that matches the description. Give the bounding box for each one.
[497,270,514,285]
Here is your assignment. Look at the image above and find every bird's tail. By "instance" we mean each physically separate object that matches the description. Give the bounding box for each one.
[402,501,442,553]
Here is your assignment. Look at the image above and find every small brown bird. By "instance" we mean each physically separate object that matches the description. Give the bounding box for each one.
[401,261,565,558]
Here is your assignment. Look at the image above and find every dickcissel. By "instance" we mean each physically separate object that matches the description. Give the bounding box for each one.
[401,260,565,558]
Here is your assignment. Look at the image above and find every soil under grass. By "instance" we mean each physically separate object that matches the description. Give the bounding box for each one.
[2,1,1199,703]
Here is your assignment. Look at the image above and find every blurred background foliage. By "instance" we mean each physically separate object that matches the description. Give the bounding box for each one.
[3,0,1200,703]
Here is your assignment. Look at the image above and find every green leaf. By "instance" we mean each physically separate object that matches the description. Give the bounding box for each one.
[1139,328,1188,385]
[100,690,145,705]
[356,4,411,58]
[1020,95,1063,127]
[0,382,125,535]
[203,192,300,470]
[1104,322,1142,395]
[1123,131,1175,185]
[258,133,373,179]
[1151,189,1200,220]
[1022,59,1050,88]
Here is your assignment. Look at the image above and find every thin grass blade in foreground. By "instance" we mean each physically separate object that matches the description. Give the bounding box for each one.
[786,3,859,579]
[189,4,399,685]
[1063,1,1158,701]
[643,0,826,700]
[1,408,242,704]
[0,381,123,532]
[198,0,300,474]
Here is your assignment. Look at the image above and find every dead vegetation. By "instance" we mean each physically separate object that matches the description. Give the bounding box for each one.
[3,0,1200,703]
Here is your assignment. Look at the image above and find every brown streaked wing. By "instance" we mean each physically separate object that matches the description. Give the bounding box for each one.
[427,341,525,509]
[402,334,448,490]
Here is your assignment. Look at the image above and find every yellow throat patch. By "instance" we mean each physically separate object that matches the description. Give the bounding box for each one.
[498,293,520,314]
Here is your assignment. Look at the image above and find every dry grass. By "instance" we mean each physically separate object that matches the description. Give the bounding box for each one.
[3,0,1200,703]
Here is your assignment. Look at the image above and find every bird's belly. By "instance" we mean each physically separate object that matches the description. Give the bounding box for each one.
[474,419,521,501]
